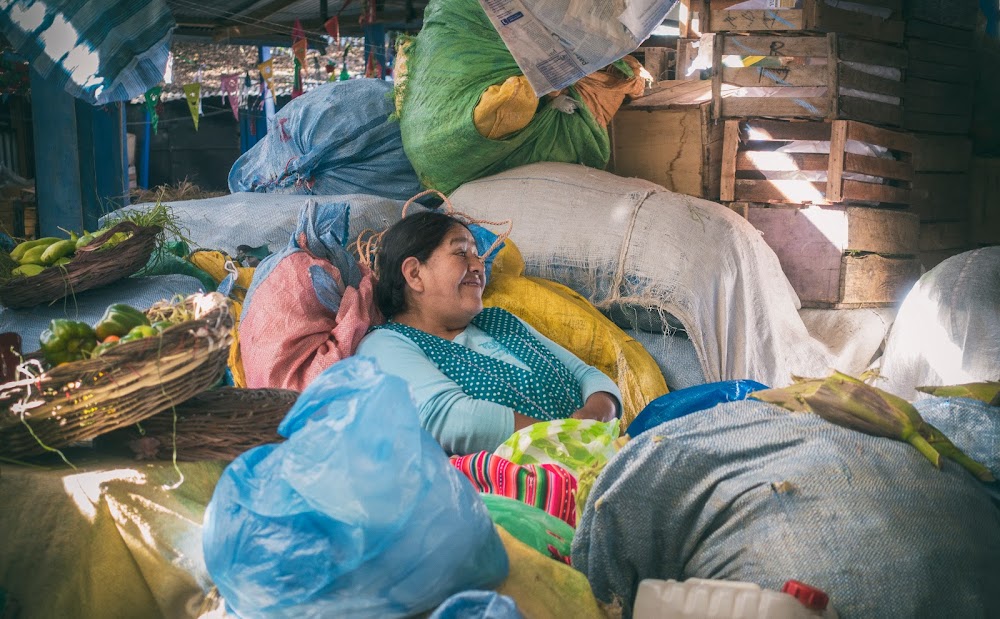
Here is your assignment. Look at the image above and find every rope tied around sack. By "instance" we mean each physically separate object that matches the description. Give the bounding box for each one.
[355,188,513,280]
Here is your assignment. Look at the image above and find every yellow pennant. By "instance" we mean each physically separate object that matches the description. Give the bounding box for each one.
[182,82,201,130]
[258,58,276,98]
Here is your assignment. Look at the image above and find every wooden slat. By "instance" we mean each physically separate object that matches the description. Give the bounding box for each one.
[911,134,972,172]
[814,2,904,43]
[904,111,973,134]
[837,38,908,68]
[862,0,903,12]
[627,79,712,110]
[843,153,913,182]
[904,77,975,100]
[907,39,975,67]
[840,179,910,204]
[720,120,740,201]
[721,96,831,118]
[722,65,828,88]
[712,34,725,120]
[838,65,903,98]
[845,120,915,155]
[736,151,830,172]
[904,19,976,47]
[739,118,832,142]
[907,59,976,83]
[844,206,919,254]
[905,94,974,115]
[733,179,829,203]
[710,9,805,32]
[721,34,829,57]
[837,97,902,128]
[827,120,848,202]
[839,254,920,305]
[919,221,968,251]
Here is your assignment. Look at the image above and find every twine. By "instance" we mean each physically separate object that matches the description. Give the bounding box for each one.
[355,188,513,277]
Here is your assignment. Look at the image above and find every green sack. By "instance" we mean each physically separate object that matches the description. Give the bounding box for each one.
[397,0,610,194]
[480,494,574,564]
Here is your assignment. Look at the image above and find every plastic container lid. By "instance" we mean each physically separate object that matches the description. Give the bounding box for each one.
[782,580,830,611]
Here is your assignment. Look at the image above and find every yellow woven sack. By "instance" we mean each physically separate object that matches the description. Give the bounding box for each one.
[473,75,539,140]
[188,250,256,388]
[483,240,667,428]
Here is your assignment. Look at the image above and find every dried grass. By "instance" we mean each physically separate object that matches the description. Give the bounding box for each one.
[131,179,227,205]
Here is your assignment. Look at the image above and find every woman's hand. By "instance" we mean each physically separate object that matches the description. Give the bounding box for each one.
[571,392,618,423]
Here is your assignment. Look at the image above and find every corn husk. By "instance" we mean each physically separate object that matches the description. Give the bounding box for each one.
[752,371,994,482]
[916,381,1000,407]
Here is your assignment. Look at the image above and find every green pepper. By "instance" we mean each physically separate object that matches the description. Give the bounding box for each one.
[94,304,150,341]
[119,325,157,343]
[39,320,98,365]
[151,321,173,333]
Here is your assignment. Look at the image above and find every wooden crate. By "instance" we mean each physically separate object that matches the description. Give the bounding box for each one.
[633,47,675,85]
[903,38,975,134]
[704,0,904,44]
[720,118,915,206]
[678,0,706,38]
[911,134,971,172]
[712,33,907,126]
[970,158,1000,245]
[909,172,970,222]
[734,202,920,307]
[611,80,723,199]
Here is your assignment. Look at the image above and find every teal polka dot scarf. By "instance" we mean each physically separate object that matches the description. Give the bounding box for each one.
[377,308,583,420]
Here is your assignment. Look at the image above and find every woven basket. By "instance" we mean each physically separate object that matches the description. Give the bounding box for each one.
[122,387,299,462]
[0,292,233,459]
[0,221,160,309]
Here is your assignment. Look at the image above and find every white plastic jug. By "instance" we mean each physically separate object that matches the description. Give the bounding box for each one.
[633,578,839,619]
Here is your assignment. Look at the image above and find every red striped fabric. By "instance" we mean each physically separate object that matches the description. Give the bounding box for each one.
[450,451,578,527]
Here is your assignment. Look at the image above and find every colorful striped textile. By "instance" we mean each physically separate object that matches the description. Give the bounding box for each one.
[450,451,578,527]
[1,0,174,105]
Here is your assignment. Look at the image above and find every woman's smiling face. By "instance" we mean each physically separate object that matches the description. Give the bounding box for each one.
[414,223,485,327]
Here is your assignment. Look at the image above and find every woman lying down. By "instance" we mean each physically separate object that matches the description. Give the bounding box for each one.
[356,212,622,455]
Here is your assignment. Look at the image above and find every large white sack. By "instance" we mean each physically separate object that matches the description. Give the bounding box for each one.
[449,163,835,387]
[103,193,406,256]
[876,246,1000,400]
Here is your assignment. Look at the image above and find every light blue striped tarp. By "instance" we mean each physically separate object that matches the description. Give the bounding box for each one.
[0,0,174,105]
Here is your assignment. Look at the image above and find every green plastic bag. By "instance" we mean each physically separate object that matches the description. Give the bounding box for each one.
[494,418,620,478]
[397,0,610,194]
[480,494,574,564]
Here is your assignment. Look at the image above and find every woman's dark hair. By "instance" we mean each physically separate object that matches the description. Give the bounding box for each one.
[374,211,469,319]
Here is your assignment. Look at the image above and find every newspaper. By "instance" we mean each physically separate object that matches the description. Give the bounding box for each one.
[478,0,676,96]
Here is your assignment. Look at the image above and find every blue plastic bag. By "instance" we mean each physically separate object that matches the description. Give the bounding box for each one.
[627,379,768,437]
[202,357,509,618]
[228,79,422,201]
[429,591,524,619]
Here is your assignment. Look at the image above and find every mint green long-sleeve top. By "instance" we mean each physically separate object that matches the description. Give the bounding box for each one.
[355,318,622,455]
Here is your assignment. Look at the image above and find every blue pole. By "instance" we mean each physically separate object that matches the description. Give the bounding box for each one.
[76,100,126,230]
[29,68,84,237]
[261,46,275,120]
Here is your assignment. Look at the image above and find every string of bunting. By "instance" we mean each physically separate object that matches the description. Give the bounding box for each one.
[140,16,392,133]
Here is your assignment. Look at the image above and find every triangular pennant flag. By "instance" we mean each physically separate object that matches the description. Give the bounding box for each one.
[324,16,340,47]
[144,86,163,134]
[258,58,276,99]
[292,18,305,42]
[183,83,201,130]
[221,73,240,120]
[292,38,308,69]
